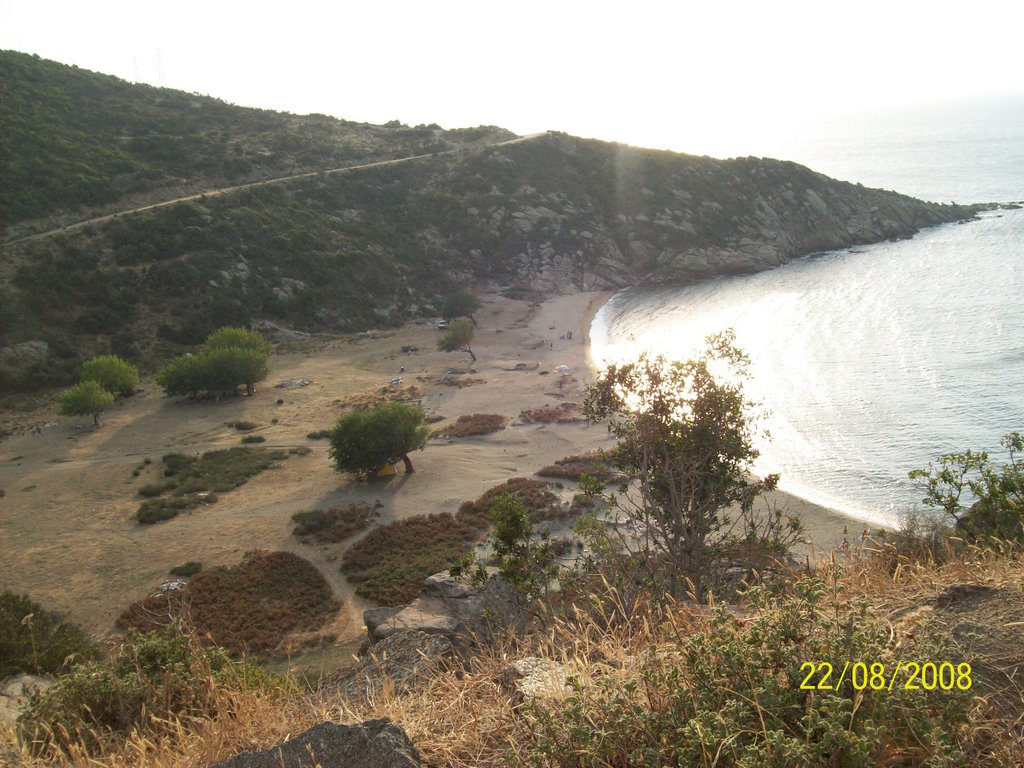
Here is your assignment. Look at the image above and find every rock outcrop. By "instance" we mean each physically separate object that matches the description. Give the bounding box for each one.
[364,569,525,645]
[211,719,421,768]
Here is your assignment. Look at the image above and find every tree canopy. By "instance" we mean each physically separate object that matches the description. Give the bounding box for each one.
[59,380,115,425]
[441,290,481,325]
[581,330,799,601]
[80,354,139,397]
[157,327,271,398]
[437,317,476,362]
[328,402,429,477]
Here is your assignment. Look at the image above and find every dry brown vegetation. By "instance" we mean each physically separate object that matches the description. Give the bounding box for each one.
[291,502,380,543]
[432,413,507,438]
[10,545,1021,768]
[518,402,585,424]
[340,511,491,606]
[116,551,341,658]
[457,477,563,522]
[330,384,422,412]
[536,450,616,483]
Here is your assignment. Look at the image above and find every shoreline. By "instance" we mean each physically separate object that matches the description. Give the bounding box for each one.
[573,289,887,556]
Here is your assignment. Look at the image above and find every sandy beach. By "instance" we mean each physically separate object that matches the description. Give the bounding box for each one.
[0,290,870,646]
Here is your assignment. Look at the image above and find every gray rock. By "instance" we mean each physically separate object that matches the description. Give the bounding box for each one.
[0,674,54,728]
[0,340,49,372]
[325,631,454,702]
[211,719,420,768]
[503,657,570,702]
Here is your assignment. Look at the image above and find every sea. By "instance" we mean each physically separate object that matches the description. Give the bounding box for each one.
[590,95,1024,528]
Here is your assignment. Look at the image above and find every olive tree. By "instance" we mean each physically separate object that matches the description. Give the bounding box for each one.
[80,355,139,397]
[441,290,481,326]
[437,317,476,362]
[329,402,429,477]
[157,327,270,398]
[59,380,114,425]
[581,330,800,601]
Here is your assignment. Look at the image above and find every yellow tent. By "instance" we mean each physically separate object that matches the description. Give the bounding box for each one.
[376,463,397,477]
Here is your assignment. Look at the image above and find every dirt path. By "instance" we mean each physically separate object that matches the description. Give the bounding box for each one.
[1,133,548,248]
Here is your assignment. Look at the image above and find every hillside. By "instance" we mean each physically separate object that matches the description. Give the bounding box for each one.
[0,52,982,394]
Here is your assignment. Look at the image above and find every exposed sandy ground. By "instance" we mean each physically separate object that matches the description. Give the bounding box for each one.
[0,291,870,651]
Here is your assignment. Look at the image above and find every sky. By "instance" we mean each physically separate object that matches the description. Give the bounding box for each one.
[3,0,1023,159]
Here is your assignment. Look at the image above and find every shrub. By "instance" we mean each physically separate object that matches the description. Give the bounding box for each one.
[537,451,616,483]
[433,413,507,438]
[117,551,340,658]
[520,574,979,767]
[138,483,170,498]
[341,512,491,605]
[241,434,265,443]
[136,447,285,523]
[307,428,332,440]
[0,591,97,678]
[518,402,585,424]
[459,477,563,522]
[291,503,379,543]
[228,420,257,431]
[18,630,280,757]
[169,561,202,577]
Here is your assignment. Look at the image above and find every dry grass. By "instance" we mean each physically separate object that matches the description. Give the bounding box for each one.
[116,551,341,659]
[432,414,507,439]
[10,543,1022,768]
[330,384,422,411]
[518,402,585,424]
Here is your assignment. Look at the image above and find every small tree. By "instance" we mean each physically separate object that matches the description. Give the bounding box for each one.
[909,431,1023,541]
[329,402,429,477]
[441,290,481,326]
[59,380,114,425]
[437,317,476,362]
[488,493,558,604]
[157,327,270,398]
[582,330,799,602]
[80,355,139,397]
[156,355,204,398]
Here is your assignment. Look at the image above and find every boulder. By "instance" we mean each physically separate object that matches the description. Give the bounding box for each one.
[211,719,420,768]
[0,674,54,728]
[503,657,571,702]
[367,569,526,644]
[325,630,454,702]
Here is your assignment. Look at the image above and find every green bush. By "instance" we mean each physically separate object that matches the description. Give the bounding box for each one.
[80,354,139,397]
[0,591,97,678]
[520,574,978,767]
[136,447,283,523]
[17,631,280,756]
[59,380,114,425]
[240,434,265,444]
[169,561,202,577]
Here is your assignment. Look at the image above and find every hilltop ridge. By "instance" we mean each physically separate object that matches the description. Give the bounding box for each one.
[0,51,981,394]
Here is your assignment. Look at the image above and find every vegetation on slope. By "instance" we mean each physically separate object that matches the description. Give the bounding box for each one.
[0,53,983,396]
[0,50,513,229]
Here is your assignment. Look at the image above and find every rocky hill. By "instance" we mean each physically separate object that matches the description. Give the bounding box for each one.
[0,52,982,394]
